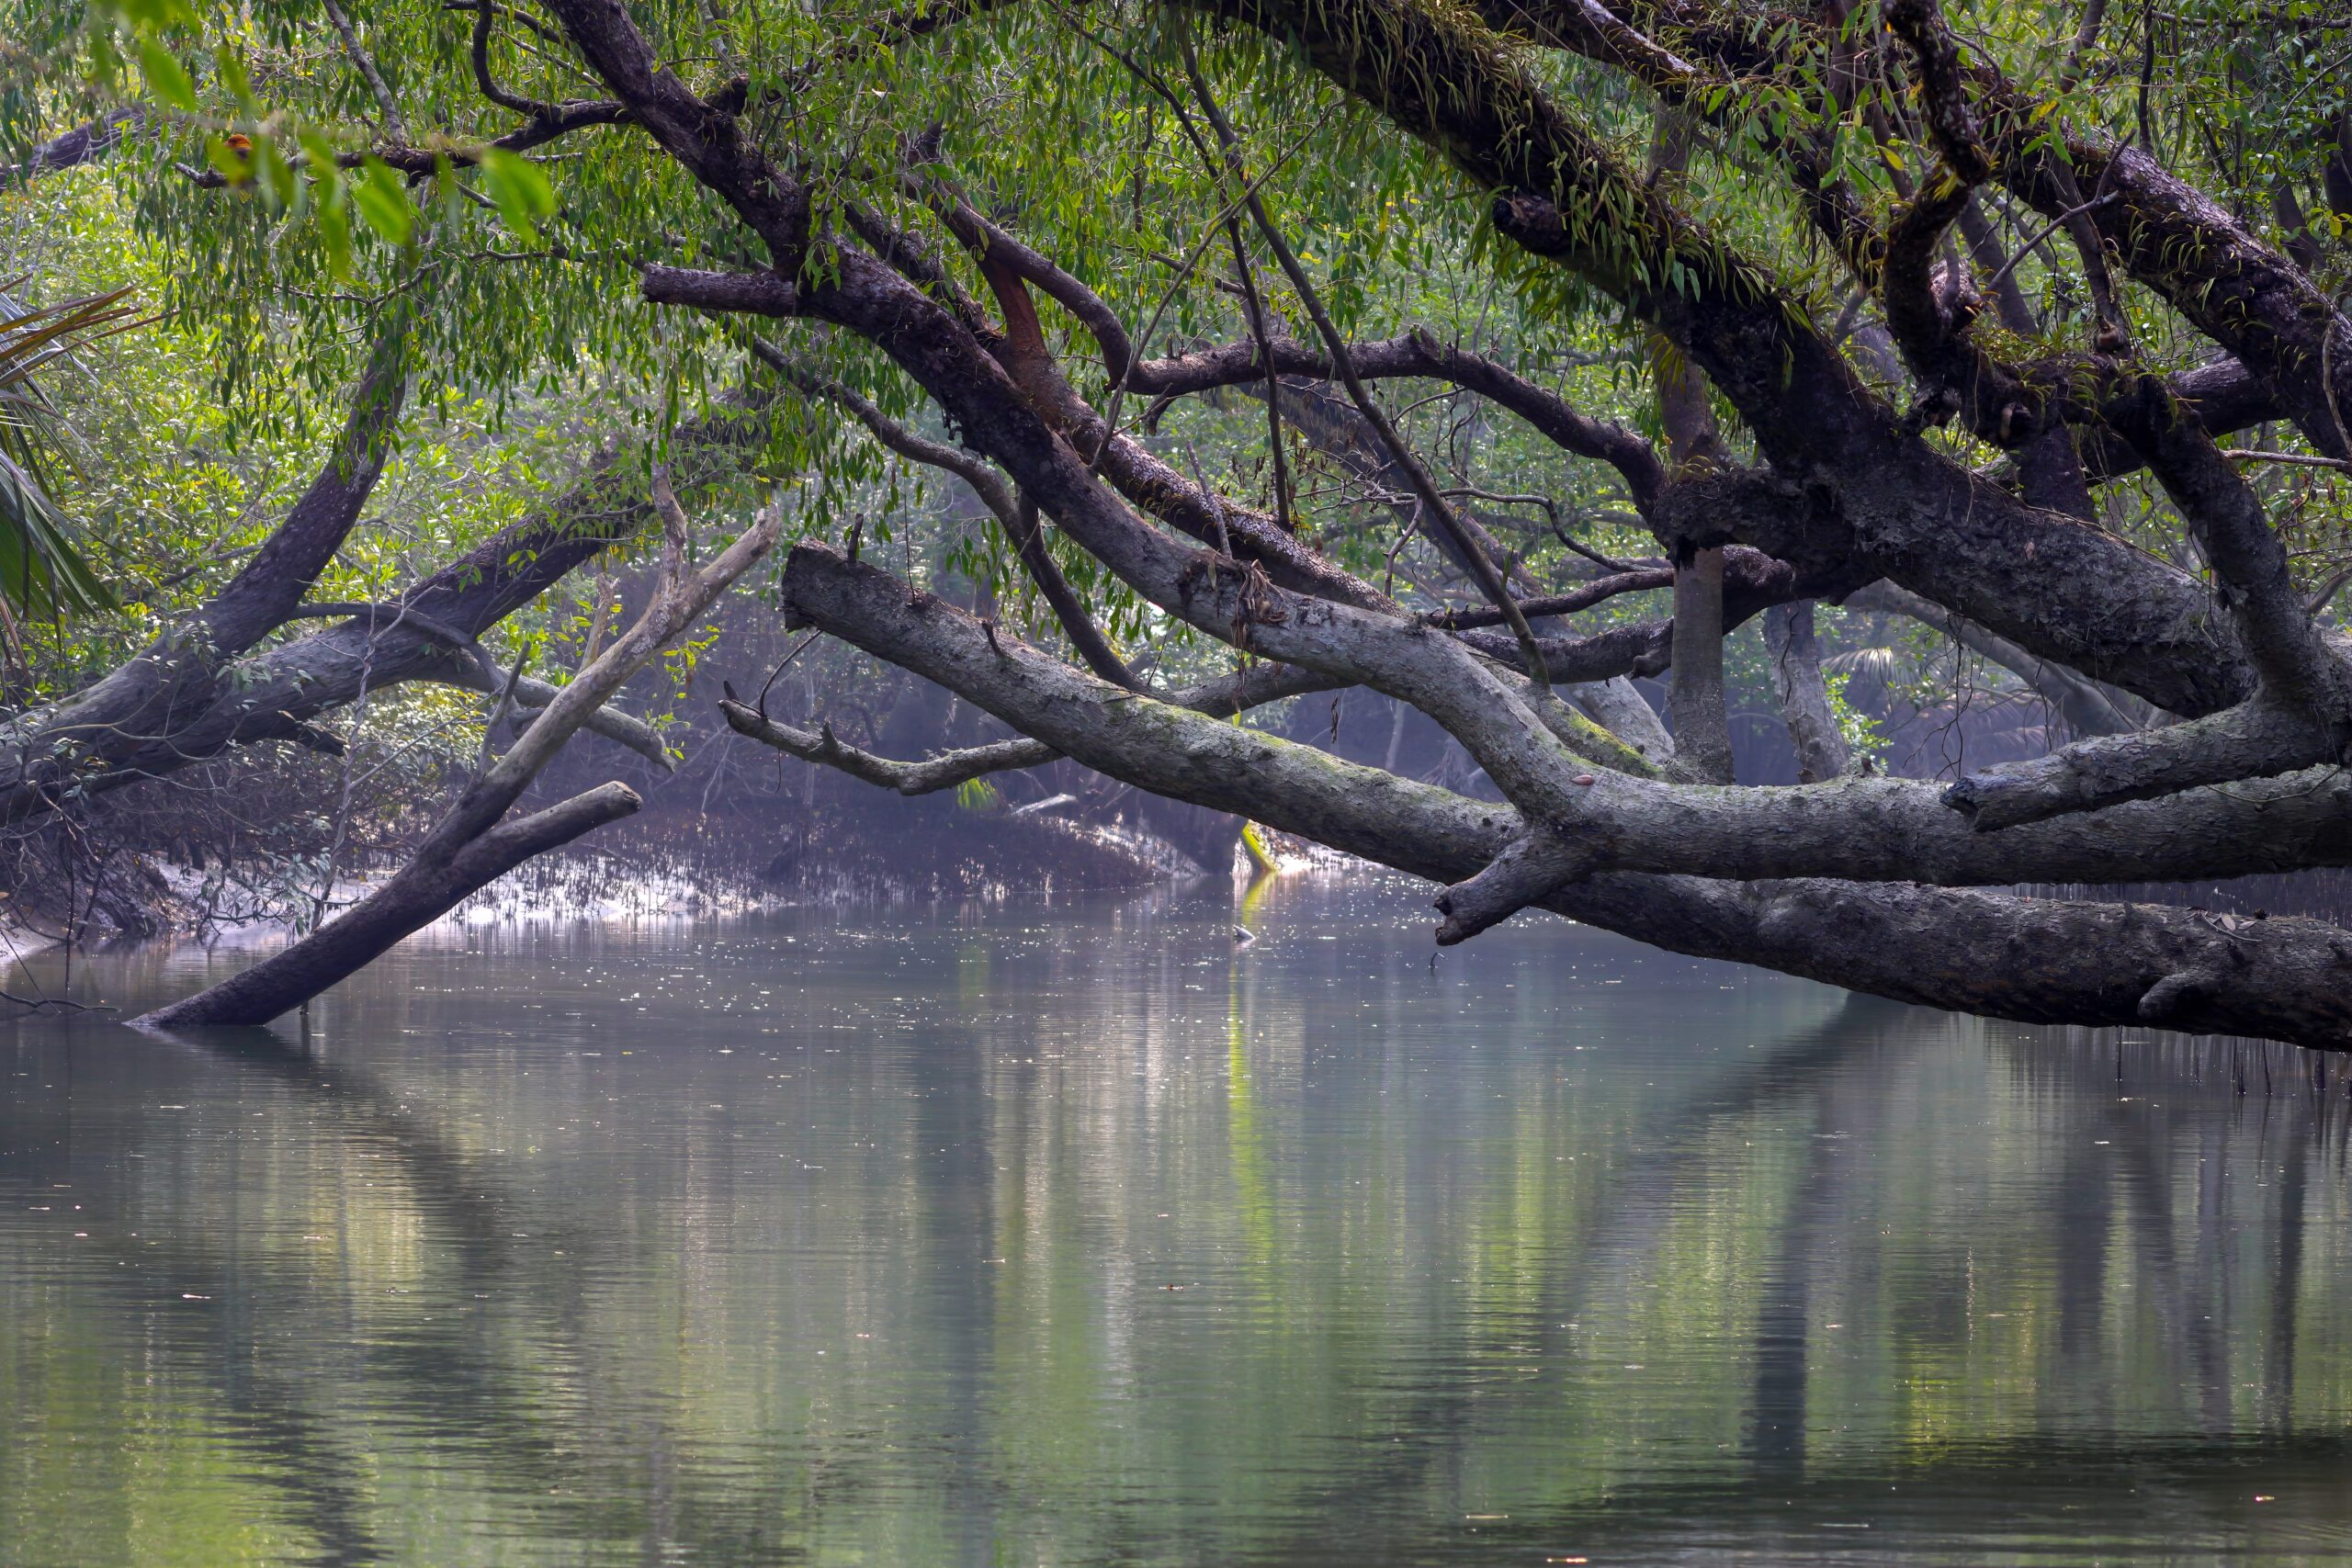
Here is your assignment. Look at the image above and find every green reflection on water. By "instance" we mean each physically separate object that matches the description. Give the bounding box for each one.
[3,876,2350,1565]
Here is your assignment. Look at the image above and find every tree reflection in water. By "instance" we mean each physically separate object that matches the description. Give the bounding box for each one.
[3,880,2347,1565]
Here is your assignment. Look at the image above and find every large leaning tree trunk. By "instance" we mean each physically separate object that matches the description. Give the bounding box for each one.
[134,475,781,1030]
[758,542,2352,1048]
[0,318,411,823]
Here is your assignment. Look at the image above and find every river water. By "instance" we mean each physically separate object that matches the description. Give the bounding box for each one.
[2,875,2348,1565]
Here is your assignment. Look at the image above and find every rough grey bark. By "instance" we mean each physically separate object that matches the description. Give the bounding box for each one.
[716,658,1335,791]
[2109,376,2352,741]
[1943,700,2325,832]
[1566,675,1677,772]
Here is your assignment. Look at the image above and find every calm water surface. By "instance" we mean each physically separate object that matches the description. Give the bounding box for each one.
[3,876,2349,1565]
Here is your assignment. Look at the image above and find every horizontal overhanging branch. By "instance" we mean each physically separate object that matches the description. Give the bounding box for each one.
[641,264,800,315]
[772,544,2352,890]
[719,644,1343,792]
[1944,700,2325,830]
[1128,327,1667,506]
[719,701,1057,793]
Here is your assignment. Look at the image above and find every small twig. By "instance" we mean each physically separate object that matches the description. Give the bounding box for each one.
[1982,191,2122,301]
[2223,447,2352,472]
[1046,4,1330,475]
[0,988,114,1013]
[753,631,820,719]
[1226,221,1297,531]
[477,643,534,773]
[1422,569,1675,629]
[2307,563,2352,616]
[1177,36,1549,687]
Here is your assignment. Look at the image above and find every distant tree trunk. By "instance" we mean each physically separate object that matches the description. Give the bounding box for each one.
[1763,602,1850,783]
[1668,547,1735,783]
[1649,114,1736,786]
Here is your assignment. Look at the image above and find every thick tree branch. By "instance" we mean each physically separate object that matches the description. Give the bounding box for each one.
[1974,71,2352,458]
[1941,700,2324,831]
[2106,376,2352,737]
[1434,825,1593,943]
[778,542,2352,891]
[0,316,410,822]
[1127,329,1665,506]
[640,265,800,316]
[1,107,147,186]
[911,178,1137,382]
[540,0,809,263]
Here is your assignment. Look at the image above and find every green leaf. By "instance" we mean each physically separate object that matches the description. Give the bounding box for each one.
[352,157,414,247]
[0,454,115,619]
[214,45,256,112]
[477,148,556,242]
[317,199,354,280]
[252,133,298,209]
[298,130,343,197]
[110,0,198,30]
[137,38,195,111]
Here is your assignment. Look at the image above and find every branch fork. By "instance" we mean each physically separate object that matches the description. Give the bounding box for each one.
[1433,827,1597,945]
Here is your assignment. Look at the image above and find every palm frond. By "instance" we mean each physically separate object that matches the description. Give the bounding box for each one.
[0,451,114,618]
[0,284,149,621]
